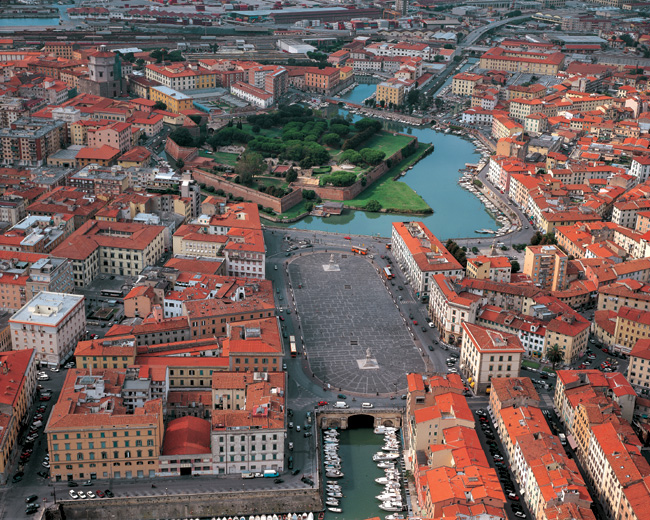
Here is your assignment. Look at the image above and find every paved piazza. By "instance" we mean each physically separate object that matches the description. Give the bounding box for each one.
[288,252,425,394]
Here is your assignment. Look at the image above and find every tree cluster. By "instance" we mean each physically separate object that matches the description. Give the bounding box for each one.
[342,119,382,151]
[445,239,468,267]
[318,171,357,187]
[530,231,556,246]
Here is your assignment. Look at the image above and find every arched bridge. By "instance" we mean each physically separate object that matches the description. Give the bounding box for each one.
[316,408,404,430]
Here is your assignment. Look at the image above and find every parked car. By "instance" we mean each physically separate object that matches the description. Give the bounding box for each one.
[95,490,105,498]
[69,490,79,499]
[104,490,114,498]
[25,495,38,503]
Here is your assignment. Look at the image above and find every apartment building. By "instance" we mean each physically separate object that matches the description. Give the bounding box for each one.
[144,62,217,91]
[465,256,512,283]
[0,118,66,167]
[553,370,645,520]
[376,78,409,107]
[451,72,483,96]
[480,47,565,75]
[429,274,481,344]
[0,349,36,484]
[476,305,547,358]
[612,199,650,229]
[222,319,283,372]
[0,196,26,226]
[405,376,507,519]
[150,86,193,114]
[230,82,273,108]
[45,369,164,482]
[9,292,85,368]
[492,114,524,140]
[68,164,129,197]
[628,338,650,391]
[613,306,650,354]
[304,67,340,94]
[75,335,137,370]
[391,222,463,302]
[211,371,285,475]
[460,322,524,394]
[523,245,568,292]
[490,376,596,520]
[52,220,166,287]
[597,279,650,313]
[629,156,650,183]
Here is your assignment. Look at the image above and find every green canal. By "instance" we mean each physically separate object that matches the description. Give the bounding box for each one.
[324,428,403,520]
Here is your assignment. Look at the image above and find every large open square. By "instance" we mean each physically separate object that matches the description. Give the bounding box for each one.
[288,252,425,394]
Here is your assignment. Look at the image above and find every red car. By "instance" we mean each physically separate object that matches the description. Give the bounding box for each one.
[413,320,418,325]
[578,364,586,369]
[279,316,285,321]
[317,401,328,406]
[344,236,351,240]
[39,395,51,401]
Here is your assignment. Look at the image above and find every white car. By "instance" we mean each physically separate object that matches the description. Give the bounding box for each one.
[50,367,60,373]
[78,491,87,499]
[86,491,96,499]
[448,367,458,373]
[69,490,79,500]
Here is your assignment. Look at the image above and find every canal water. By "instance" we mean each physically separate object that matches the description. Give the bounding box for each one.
[339,82,377,105]
[433,58,478,96]
[325,428,392,520]
[0,17,59,26]
[285,104,496,239]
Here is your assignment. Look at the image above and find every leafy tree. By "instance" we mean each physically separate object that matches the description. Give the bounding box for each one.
[511,260,520,273]
[365,200,382,212]
[433,55,444,62]
[407,88,421,106]
[443,43,454,49]
[286,169,298,183]
[359,148,386,165]
[153,101,167,111]
[169,128,195,147]
[329,124,350,137]
[546,344,564,370]
[305,201,314,212]
[236,120,243,130]
[235,152,265,184]
[322,133,341,148]
[189,114,202,125]
[302,189,317,200]
[252,125,261,134]
[176,158,184,170]
[338,149,362,165]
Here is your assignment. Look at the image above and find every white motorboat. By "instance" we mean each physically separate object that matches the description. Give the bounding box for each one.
[379,503,403,512]
[327,481,340,486]
[327,508,342,514]
[373,452,399,461]
[327,492,342,498]
[385,514,405,520]
[377,462,395,469]
[325,499,339,507]
[376,493,400,501]
[382,445,399,452]
[375,476,399,485]
[326,470,344,478]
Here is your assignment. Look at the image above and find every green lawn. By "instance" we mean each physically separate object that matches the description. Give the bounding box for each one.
[362,132,415,158]
[255,177,288,189]
[242,123,282,139]
[342,145,432,213]
[275,200,311,220]
[212,151,239,166]
[522,360,540,369]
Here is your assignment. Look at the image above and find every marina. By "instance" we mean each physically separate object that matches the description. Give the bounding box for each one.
[320,426,406,520]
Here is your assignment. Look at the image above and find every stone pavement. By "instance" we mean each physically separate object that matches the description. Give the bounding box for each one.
[288,252,425,395]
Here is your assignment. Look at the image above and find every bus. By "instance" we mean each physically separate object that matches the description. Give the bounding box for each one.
[351,245,367,255]
[383,267,394,279]
[100,289,124,298]
[289,335,297,358]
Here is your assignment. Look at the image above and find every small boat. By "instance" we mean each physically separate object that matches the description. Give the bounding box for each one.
[326,499,339,507]
[377,493,400,501]
[373,452,399,461]
[377,462,395,469]
[327,508,342,514]
[382,445,399,452]
[327,481,340,486]
[327,492,342,498]
[379,503,403,512]
[385,514,405,520]
[326,470,344,478]
[375,476,399,485]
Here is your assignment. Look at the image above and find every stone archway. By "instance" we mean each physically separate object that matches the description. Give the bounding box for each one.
[347,414,374,429]
[382,419,395,427]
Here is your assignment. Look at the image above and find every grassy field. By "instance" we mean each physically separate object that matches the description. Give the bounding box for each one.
[274,200,310,220]
[522,360,541,369]
[212,151,239,166]
[255,177,288,189]
[342,145,431,213]
[241,123,282,139]
[362,132,415,158]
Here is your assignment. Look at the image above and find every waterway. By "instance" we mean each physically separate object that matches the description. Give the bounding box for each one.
[285,103,496,240]
[324,428,393,520]
[0,17,59,26]
[339,82,377,105]
[433,58,478,96]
